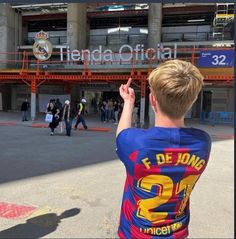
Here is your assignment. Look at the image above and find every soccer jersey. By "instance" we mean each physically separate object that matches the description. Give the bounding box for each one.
[116,127,211,239]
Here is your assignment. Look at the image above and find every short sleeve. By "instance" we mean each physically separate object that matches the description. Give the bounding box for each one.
[116,128,145,165]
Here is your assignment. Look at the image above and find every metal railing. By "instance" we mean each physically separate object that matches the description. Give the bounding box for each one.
[0,46,234,73]
[201,111,234,126]
[23,31,234,46]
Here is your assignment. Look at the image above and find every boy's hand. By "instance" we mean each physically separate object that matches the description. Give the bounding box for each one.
[116,78,134,137]
[119,78,135,104]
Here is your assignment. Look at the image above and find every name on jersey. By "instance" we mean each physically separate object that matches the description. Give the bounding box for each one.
[142,152,206,171]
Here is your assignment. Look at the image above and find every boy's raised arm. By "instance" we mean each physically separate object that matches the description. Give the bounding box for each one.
[116,78,135,137]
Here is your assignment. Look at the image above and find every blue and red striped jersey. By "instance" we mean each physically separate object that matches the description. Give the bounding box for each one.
[116,127,211,239]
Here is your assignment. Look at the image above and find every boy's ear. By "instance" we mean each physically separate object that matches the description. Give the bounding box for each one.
[149,92,158,113]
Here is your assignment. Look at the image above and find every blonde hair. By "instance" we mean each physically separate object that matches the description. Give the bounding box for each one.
[148,59,204,119]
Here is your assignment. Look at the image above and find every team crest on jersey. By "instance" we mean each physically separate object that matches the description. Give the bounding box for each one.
[33,30,52,61]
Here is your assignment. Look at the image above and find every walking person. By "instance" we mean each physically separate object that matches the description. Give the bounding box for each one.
[46,99,60,136]
[74,99,88,130]
[62,100,76,136]
[100,100,106,122]
[55,98,63,133]
[21,99,30,121]
[116,60,212,239]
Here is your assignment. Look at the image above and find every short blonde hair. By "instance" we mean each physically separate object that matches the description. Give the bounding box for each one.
[148,59,203,119]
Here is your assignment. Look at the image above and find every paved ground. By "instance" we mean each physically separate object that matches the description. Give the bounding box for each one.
[0,112,234,238]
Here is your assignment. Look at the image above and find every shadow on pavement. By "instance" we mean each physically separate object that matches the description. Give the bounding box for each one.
[0,208,81,238]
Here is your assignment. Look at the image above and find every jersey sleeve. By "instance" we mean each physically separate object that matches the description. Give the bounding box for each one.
[116,128,144,165]
[202,131,212,165]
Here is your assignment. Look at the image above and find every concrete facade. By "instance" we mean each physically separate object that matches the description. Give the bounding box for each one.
[148,3,162,48]
[147,3,162,126]
[0,3,22,68]
[0,4,234,124]
[67,3,87,51]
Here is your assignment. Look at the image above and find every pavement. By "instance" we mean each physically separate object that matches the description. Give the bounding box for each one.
[0,112,234,238]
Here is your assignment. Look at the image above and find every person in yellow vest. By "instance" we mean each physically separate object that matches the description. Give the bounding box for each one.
[74,99,88,130]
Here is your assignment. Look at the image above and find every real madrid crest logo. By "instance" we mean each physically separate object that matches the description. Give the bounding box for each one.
[33,30,52,61]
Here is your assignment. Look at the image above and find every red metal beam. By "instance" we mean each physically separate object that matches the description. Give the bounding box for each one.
[0,73,233,82]
[163,5,215,15]
[88,9,147,18]
[23,13,66,21]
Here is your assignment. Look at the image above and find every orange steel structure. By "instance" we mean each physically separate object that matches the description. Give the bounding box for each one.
[0,46,234,97]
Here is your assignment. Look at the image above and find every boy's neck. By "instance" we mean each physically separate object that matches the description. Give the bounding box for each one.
[154,112,185,128]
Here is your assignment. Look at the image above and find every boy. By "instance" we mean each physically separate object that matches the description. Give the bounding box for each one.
[116,60,211,239]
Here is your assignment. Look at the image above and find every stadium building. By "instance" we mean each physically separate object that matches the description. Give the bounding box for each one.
[0,2,234,126]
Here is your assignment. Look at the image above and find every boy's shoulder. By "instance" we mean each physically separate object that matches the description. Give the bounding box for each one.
[179,127,211,142]
[117,127,147,139]
[117,126,211,144]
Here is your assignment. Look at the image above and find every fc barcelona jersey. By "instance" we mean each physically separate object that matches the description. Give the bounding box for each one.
[116,127,211,239]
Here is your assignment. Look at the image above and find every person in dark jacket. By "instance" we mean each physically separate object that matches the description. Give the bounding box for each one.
[100,100,106,122]
[46,100,60,136]
[21,99,30,121]
[55,98,63,120]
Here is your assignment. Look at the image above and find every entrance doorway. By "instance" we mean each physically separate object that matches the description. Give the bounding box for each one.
[102,91,120,101]
[202,90,212,118]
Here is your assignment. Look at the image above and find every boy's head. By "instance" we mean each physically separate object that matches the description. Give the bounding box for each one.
[148,59,203,119]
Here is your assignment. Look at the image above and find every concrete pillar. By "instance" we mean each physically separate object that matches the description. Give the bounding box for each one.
[140,80,147,128]
[140,98,145,127]
[0,4,22,68]
[31,79,37,121]
[18,11,23,46]
[149,105,155,126]
[67,3,87,51]
[148,3,162,48]
[22,21,28,45]
[14,9,22,62]
[11,85,17,110]
[147,3,162,126]
[87,19,90,49]
[14,11,18,57]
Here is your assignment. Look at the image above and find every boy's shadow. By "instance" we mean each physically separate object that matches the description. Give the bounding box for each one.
[0,208,80,239]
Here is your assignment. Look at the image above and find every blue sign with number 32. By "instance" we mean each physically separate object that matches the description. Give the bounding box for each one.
[199,50,234,67]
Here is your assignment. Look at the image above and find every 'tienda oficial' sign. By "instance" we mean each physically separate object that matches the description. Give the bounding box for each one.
[55,44,178,62]
[199,50,234,67]
[33,31,178,62]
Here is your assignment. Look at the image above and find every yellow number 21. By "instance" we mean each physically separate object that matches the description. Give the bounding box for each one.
[137,174,200,223]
